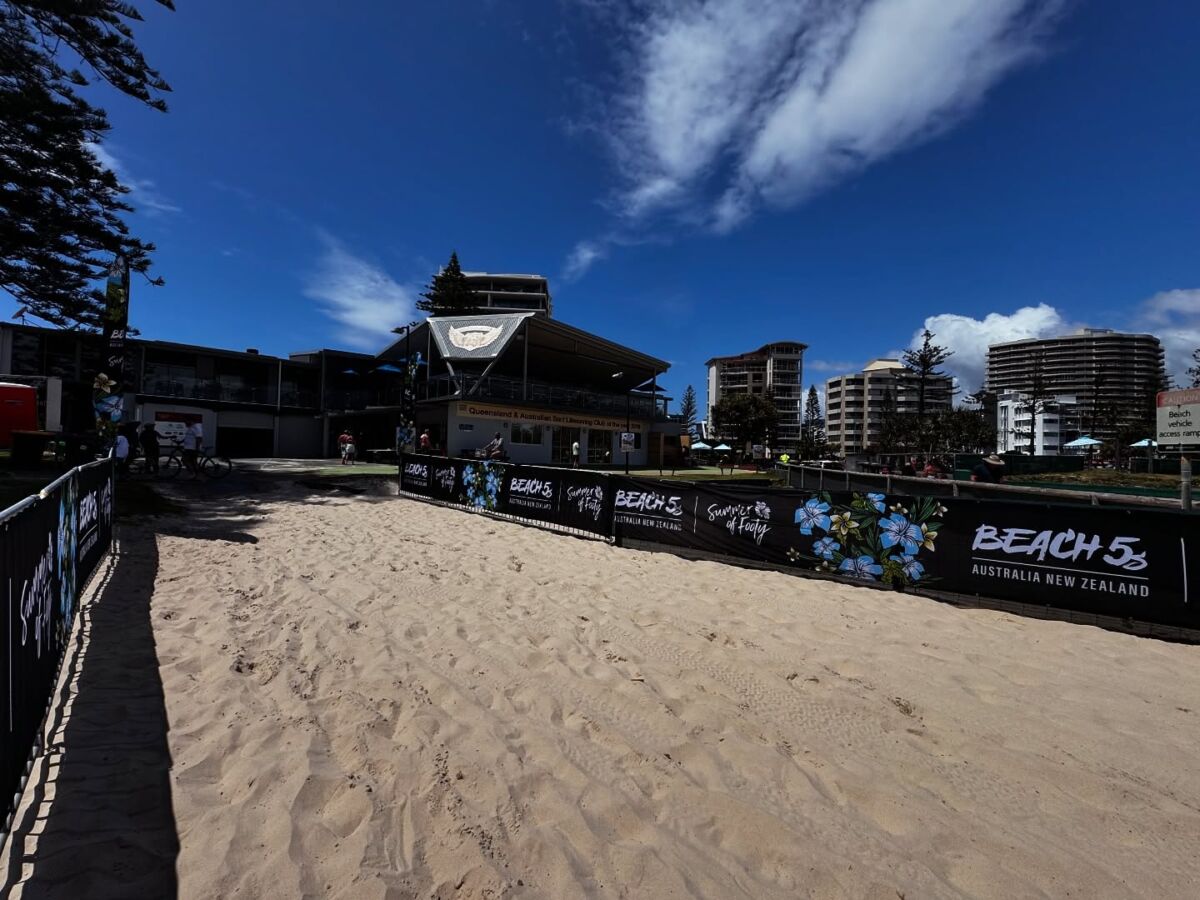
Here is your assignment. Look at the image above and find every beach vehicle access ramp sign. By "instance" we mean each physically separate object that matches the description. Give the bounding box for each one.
[1157,389,1200,448]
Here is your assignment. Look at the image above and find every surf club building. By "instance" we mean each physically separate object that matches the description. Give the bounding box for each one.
[378,312,676,468]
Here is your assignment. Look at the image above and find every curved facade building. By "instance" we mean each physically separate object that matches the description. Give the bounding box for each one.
[985,329,1167,443]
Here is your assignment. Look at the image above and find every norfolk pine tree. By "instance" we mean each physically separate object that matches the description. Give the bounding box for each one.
[678,385,698,436]
[903,329,954,417]
[417,251,478,315]
[1,1,173,328]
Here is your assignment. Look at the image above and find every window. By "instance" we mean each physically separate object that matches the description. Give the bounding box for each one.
[511,423,543,445]
[587,429,612,464]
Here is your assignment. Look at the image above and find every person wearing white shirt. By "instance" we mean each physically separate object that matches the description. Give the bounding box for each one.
[182,421,203,476]
[114,432,130,477]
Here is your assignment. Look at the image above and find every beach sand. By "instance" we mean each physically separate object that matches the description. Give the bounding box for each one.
[11,486,1200,898]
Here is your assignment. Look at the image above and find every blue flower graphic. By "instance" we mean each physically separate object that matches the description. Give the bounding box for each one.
[900,555,925,581]
[866,492,886,513]
[879,513,923,555]
[794,498,832,535]
[839,555,884,580]
[812,536,841,560]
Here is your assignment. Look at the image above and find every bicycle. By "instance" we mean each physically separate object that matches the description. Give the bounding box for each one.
[161,442,234,480]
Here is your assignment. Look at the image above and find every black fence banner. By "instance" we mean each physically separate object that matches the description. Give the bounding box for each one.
[404,457,1200,631]
[615,478,1200,629]
[503,466,612,536]
[932,498,1199,628]
[1,459,115,838]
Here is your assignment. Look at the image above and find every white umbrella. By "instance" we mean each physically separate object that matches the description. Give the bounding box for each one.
[690,441,712,451]
[1063,436,1102,448]
[713,443,732,452]
[1128,438,1157,448]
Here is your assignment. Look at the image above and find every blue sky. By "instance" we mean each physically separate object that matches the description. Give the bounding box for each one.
[11,0,1200,403]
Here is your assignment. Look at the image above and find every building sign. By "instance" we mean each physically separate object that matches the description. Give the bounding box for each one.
[619,432,636,452]
[448,325,502,351]
[456,401,643,432]
[153,410,201,445]
[1157,389,1200,447]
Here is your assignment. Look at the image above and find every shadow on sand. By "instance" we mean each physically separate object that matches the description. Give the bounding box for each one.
[1,470,397,897]
[3,523,177,899]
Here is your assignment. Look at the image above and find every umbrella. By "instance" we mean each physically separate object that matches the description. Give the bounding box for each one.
[713,443,732,451]
[1129,438,1157,448]
[373,363,404,373]
[690,441,712,451]
[1063,436,1102,448]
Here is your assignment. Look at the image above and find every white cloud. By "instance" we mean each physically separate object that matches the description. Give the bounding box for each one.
[806,358,860,375]
[1135,289,1200,386]
[599,0,1067,228]
[84,142,181,216]
[562,239,608,282]
[303,232,419,351]
[913,303,1070,393]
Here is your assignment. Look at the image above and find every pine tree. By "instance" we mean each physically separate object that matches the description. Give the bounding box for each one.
[902,329,954,417]
[0,2,173,328]
[417,251,478,315]
[678,385,698,435]
[802,385,825,458]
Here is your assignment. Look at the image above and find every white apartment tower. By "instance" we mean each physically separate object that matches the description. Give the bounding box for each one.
[706,342,807,448]
[825,359,954,456]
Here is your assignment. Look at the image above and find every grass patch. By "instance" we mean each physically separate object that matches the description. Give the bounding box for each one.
[310,464,398,478]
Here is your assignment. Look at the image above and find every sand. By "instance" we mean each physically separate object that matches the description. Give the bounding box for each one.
[9,485,1200,898]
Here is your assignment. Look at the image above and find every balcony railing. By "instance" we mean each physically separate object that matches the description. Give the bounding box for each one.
[419,374,663,420]
[141,377,278,406]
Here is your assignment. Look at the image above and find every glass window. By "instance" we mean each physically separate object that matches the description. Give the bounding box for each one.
[511,423,543,445]
[587,429,612,464]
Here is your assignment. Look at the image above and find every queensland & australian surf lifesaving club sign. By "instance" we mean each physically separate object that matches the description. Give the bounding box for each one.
[455,402,644,433]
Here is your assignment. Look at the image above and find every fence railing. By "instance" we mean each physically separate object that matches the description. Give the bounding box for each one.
[399,453,1200,636]
[0,457,116,851]
[776,463,1185,509]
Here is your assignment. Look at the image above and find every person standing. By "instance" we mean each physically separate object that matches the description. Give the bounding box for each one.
[182,419,203,477]
[571,438,580,468]
[338,429,354,465]
[419,429,432,452]
[113,431,131,478]
[971,454,1006,483]
[140,423,162,474]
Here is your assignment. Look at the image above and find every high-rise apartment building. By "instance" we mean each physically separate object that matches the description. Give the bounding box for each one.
[985,329,1166,443]
[825,359,954,456]
[462,272,553,316]
[706,342,806,447]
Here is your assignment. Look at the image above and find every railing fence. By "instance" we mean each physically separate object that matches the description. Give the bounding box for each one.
[0,457,116,852]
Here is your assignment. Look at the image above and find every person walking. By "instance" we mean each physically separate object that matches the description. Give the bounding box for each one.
[338,429,355,465]
[140,423,162,474]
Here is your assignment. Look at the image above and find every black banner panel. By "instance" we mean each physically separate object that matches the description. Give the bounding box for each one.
[404,457,1200,631]
[1,459,115,833]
